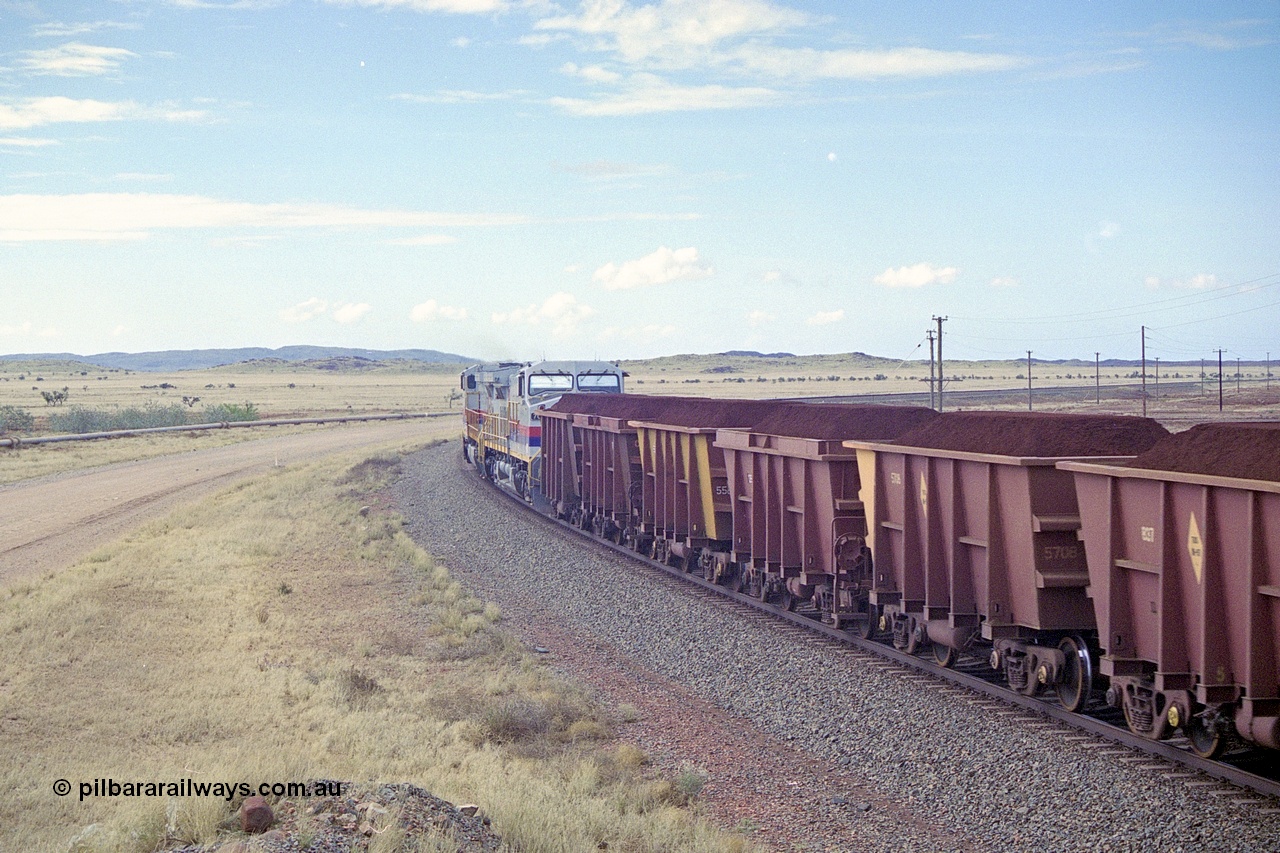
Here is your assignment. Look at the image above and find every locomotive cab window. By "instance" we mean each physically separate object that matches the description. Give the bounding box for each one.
[528,372,573,396]
[577,372,621,392]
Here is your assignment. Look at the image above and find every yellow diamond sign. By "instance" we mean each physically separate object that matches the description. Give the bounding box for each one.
[1188,512,1204,584]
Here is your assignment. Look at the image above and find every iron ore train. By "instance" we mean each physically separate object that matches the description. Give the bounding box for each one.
[461,359,1280,760]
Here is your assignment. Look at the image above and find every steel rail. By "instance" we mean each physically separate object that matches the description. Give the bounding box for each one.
[479,462,1280,802]
[1,411,457,449]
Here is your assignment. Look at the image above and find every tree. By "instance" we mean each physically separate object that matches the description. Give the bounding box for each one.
[40,387,69,406]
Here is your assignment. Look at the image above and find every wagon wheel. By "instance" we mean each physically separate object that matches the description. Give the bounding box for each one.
[857,603,878,640]
[754,572,769,601]
[728,567,745,594]
[778,587,797,612]
[1186,712,1226,759]
[931,642,957,668]
[1055,635,1093,713]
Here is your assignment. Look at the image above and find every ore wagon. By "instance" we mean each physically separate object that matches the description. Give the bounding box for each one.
[629,399,782,571]
[847,412,1169,710]
[713,404,938,631]
[538,394,698,544]
[1061,423,1280,755]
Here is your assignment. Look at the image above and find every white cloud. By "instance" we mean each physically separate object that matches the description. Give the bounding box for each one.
[535,1,1023,84]
[806,309,844,326]
[392,90,522,104]
[492,291,595,338]
[332,302,372,324]
[0,320,57,338]
[562,62,623,84]
[0,97,207,129]
[874,262,958,288]
[280,298,330,323]
[550,73,780,115]
[0,137,58,147]
[733,44,1026,80]
[593,246,712,290]
[596,323,678,343]
[747,309,773,327]
[18,43,137,76]
[411,299,468,322]
[1146,273,1220,290]
[0,193,529,241]
[32,21,141,38]
[536,0,811,67]
[387,234,458,246]
[323,0,509,12]
[1098,221,1120,238]
[990,276,1018,287]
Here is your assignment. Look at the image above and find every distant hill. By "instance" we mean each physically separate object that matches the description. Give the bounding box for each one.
[0,346,474,372]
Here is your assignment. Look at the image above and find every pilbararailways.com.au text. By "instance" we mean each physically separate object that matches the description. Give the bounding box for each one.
[54,778,343,802]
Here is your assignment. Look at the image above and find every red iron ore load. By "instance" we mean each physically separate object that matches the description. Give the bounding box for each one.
[543,392,704,420]
[1126,422,1280,482]
[744,403,938,440]
[890,410,1170,457]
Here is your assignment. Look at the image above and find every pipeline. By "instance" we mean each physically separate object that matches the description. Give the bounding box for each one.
[0,411,458,449]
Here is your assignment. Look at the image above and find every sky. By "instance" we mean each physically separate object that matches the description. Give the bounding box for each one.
[1,1,1278,365]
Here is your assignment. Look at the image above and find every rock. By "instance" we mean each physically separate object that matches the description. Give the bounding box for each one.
[458,803,481,817]
[239,795,274,833]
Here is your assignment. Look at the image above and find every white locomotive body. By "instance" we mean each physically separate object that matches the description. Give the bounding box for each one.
[460,360,625,500]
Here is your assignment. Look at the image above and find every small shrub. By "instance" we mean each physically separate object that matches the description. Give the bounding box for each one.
[202,402,258,422]
[40,387,69,406]
[335,667,383,710]
[479,698,550,744]
[672,764,709,803]
[48,402,191,434]
[0,405,34,434]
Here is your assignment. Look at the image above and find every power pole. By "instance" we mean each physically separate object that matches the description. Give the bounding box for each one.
[1027,351,1033,411]
[1237,357,1242,393]
[1154,357,1160,401]
[933,315,947,412]
[1095,352,1100,405]
[1218,349,1224,412]
[1200,358,1205,396]
[926,330,937,411]
[1140,325,1147,417]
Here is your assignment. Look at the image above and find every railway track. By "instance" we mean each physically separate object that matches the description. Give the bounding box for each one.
[492,474,1280,804]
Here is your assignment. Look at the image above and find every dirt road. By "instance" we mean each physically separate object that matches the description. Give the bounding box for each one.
[0,418,451,586]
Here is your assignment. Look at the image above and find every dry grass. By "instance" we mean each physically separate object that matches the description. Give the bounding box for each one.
[0,358,466,432]
[0,424,328,486]
[0,436,757,853]
[0,357,467,485]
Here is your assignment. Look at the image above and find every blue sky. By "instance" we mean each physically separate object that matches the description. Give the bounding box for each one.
[1,1,1277,364]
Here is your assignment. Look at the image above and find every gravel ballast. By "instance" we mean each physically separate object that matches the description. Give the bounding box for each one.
[392,442,1280,852]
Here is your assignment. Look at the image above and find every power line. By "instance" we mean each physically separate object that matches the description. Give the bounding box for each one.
[949,271,1280,325]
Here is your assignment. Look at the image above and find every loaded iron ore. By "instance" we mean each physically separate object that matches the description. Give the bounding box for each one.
[889,410,1170,457]
[543,392,706,420]
[744,402,938,440]
[1126,421,1280,482]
